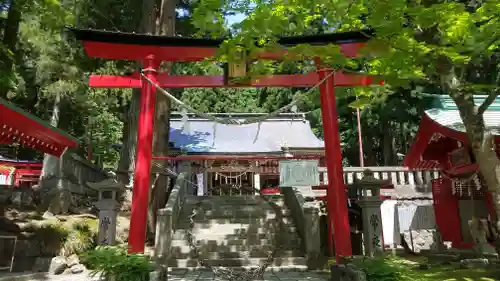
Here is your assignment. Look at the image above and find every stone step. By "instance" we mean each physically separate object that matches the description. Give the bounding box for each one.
[170,236,301,247]
[166,257,307,268]
[169,249,303,259]
[175,218,296,230]
[178,211,292,220]
[184,196,284,205]
[176,217,296,226]
[170,244,302,255]
[172,229,299,241]
[187,200,285,206]
[174,224,297,233]
[180,206,291,215]
[167,265,308,272]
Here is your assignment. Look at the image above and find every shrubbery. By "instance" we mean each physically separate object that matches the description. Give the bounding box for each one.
[25,218,98,256]
[352,257,412,281]
[81,246,153,281]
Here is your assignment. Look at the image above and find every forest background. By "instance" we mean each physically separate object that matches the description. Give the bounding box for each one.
[0,0,432,171]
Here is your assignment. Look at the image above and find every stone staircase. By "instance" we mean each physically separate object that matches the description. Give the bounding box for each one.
[167,195,307,271]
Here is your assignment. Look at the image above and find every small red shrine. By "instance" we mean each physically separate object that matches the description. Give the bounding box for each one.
[403,95,498,248]
[70,27,383,260]
[0,97,80,187]
[0,156,42,188]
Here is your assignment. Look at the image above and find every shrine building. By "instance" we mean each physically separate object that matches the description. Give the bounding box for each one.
[167,112,327,196]
[403,95,499,249]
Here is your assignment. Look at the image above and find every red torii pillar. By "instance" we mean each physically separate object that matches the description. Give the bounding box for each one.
[317,66,352,261]
[128,57,160,253]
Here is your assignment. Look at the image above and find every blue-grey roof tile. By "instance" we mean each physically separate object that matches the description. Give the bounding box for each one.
[169,114,324,153]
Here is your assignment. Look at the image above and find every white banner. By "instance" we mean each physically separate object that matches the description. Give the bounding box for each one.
[196,173,204,196]
[279,160,320,187]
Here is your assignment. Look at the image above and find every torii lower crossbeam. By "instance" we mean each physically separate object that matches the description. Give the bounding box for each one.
[89,72,379,88]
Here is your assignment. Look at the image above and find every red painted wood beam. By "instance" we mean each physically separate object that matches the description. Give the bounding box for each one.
[81,41,366,62]
[152,155,322,161]
[0,100,80,157]
[89,72,383,88]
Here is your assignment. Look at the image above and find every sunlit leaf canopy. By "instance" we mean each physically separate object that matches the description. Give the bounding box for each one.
[191,0,500,93]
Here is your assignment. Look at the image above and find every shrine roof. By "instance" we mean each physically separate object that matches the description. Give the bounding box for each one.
[425,108,500,135]
[169,113,324,153]
[426,94,500,134]
[432,94,500,111]
[403,95,500,168]
[0,98,80,157]
[69,28,372,48]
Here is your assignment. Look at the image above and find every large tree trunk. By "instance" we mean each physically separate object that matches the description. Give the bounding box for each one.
[117,0,156,186]
[453,93,500,253]
[382,119,396,165]
[38,92,70,216]
[117,0,176,243]
[146,0,176,242]
[0,0,22,98]
[117,93,140,187]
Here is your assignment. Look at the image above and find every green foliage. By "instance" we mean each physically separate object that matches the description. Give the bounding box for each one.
[192,0,500,94]
[29,221,70,249]
[60,218,98,256]
[350,256,499,281]
[81,246,153,281]
[23,218,97,256]
[352,257,412,281]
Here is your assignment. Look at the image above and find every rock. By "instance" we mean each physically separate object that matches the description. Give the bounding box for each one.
[49,256,68,275]
[11,191,23,206]
[459,258,490,269]
[67,254,80,267]
[32,257,52,272]
[62,268,74,275]
[70,264,86,274]
[331,264,366,281]
[149,266,167,281]
[42,211,58,220]
[402,230,438,253]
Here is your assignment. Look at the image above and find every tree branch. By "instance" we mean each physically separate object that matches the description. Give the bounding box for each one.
[478,90,500,115]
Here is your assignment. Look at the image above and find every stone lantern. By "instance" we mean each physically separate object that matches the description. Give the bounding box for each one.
[87,179,125,245]
[351,169,388,257]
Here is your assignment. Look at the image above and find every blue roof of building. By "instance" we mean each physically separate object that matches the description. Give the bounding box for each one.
[169,113,324,153]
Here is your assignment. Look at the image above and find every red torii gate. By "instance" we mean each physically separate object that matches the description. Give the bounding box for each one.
[70,28,382,261]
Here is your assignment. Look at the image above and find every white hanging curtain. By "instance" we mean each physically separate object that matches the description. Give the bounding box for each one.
[196,173,204,196]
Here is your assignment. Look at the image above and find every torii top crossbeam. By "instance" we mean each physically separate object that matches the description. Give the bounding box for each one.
[0,98,80,157]
[70,28,379,88]
[70,28,372,61]
[70,27,381,261]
